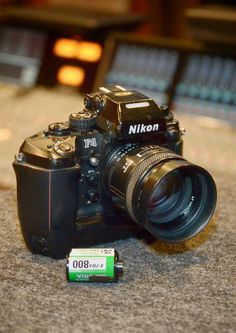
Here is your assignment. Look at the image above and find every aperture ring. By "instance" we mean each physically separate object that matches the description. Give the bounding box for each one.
[105,144,138,193]
[125,151,183,223]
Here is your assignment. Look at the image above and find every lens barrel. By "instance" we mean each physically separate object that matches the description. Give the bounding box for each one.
[105,144,217,243]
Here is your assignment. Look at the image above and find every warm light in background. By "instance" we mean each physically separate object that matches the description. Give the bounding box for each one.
[54,39,102,62]
[54,39,78,58]
[77,42,102,62]
[57,66,85,87]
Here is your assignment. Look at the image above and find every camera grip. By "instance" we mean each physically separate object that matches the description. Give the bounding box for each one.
[13,162,80,259]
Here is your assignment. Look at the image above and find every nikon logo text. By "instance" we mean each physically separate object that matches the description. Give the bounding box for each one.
[128,123,159,135]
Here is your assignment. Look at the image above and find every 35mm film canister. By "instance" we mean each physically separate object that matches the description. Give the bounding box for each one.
[66,248,123,282]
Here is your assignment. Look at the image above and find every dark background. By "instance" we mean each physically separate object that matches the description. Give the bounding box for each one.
[1,0,234,37]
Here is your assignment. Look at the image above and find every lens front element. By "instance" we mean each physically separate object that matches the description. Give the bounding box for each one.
[148,170,186,223]
[139,162,217,242]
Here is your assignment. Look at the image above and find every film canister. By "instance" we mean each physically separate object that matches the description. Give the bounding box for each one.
[66,248,124,282]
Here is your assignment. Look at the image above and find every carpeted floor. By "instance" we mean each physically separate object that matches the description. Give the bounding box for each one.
[0,168,235,333]
[0,85,235,332]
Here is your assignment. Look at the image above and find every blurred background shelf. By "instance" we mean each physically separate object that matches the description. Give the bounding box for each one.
[0,0,235,189]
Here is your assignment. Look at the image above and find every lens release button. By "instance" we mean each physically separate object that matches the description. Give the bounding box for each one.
[87,190,98,203]
[87,174,98,186]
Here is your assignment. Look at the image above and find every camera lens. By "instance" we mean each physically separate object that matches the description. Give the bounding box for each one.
[143,163,217,242]
[105,144,217,243]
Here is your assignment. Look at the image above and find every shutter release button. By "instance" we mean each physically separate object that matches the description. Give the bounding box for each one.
[54,142,74,156]
[59,143,72,152]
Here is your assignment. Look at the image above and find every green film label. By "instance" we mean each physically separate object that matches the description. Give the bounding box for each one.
[67,249,115,282]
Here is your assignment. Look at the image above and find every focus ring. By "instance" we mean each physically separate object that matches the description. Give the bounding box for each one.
[126,151,182,223]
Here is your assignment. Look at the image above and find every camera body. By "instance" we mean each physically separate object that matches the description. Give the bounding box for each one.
[13,85,185,259]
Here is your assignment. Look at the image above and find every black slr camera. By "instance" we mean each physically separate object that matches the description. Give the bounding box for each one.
[13,85,217,259]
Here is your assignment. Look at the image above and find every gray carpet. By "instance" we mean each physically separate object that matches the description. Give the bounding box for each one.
[0,168,235,333]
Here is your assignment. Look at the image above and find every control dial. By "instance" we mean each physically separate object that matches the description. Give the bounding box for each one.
[48,122,71,136]
[69,110,96,132]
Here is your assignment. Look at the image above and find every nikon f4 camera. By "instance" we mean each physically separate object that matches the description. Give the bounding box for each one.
[13,85,217,259]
